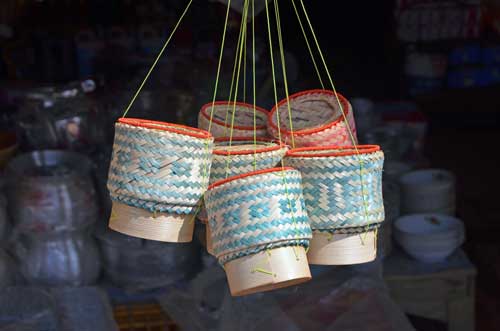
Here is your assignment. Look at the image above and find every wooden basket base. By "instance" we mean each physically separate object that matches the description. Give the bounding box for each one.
[307,230,377,265]
[109,201,194,243]
[224,246,311,297]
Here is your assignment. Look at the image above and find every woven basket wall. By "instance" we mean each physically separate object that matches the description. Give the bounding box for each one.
[268,90,358,147]
[204,168,312,265]
[285,145,385,232]
[198,102,269,139]
[107,118,214,214]
[198,138,287,224]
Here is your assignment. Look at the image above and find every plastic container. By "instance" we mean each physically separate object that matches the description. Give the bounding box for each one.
[6,150,98,235]
[96,223,199,289]
[15,231,101,286]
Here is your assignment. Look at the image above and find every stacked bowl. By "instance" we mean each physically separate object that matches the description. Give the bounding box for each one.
[394,213,465,263]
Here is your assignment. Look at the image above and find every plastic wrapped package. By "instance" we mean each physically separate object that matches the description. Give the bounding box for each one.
[5,150,98,235]
[15,80,104,153]
[15,231,101,286]
[49,287,118,331]
[159,267,415,331]
[96,223,199,290]
[0,287,59,331]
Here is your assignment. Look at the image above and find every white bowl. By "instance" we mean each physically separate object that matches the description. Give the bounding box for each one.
[399,169,456,215]
[394,213,465,263]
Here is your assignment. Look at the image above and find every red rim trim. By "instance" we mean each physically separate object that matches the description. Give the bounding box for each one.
[286,145,380,158]
[118,118,212,139]
[213,137,287,155]
[268,89,351,136]
[200,101,269,131]
[208,167,295,190]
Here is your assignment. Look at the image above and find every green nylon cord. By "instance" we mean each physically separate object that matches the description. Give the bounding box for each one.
[264,0,300,252]
[297,0,370,224]
[274,0,295,148]
[243,19,247,104]
[223,10,247,136]
[207,0,233,133]
[297,0,357,147]
[225,0,250,178]
[122,0,193,118]
[252,0,258,171]
[290,0,324,89]
[193,0,233,224]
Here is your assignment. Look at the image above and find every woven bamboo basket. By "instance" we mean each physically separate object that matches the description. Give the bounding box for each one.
[205,168,312,296]
[285,145,385,264]
[198,101,269,139]
[267,90,358,147]
[200,138,288,254]
[107,118,214,243]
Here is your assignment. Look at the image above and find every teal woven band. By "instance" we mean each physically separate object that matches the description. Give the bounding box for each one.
[285,149,385,230]
[205,168,312,264]
[107,122,214,213]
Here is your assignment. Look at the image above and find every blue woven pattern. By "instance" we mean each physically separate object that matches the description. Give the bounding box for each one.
[210,141,287,184]
[285,151,385,230]
[107,122,213,213]
[205,169,312,264]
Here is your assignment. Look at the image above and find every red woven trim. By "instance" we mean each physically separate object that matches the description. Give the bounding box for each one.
[200,101,269,131]
[213,137,286,155]
[208,167,295,190]
[268,89,351,136]
[118,118,212,139]
[286,145,380,158]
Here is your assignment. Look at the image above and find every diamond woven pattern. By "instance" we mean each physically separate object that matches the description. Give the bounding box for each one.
[285,150,385,230]
[107,122,214,214]
[205,169,312,264]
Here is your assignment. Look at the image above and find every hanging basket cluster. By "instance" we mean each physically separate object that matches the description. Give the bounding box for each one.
[105,0,387,297]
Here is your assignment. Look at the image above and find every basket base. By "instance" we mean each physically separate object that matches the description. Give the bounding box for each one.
[109,201,194,243]
[307,230,377,265]
[224,246,311,297]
